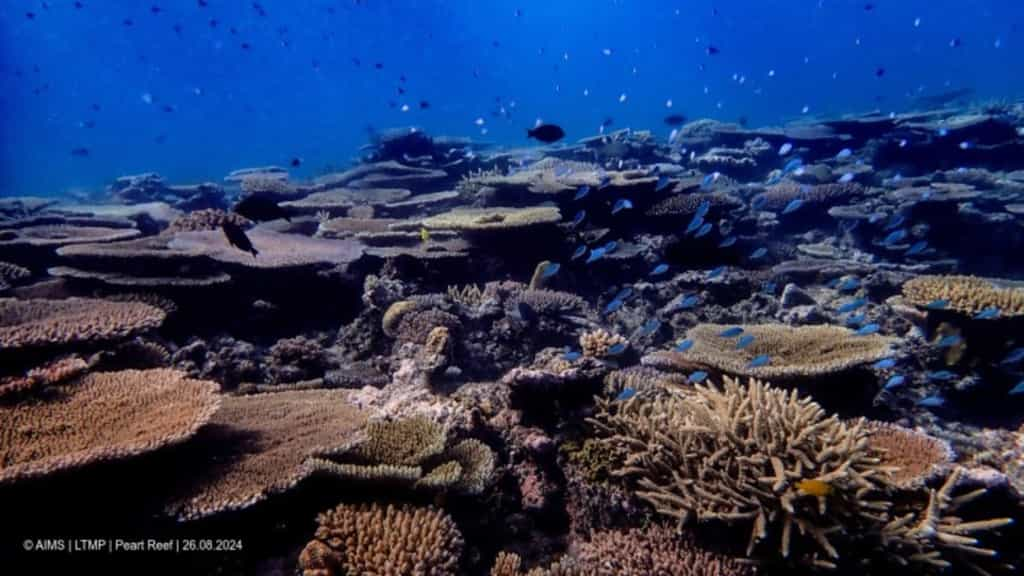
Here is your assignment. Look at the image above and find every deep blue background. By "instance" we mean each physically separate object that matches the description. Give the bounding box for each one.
[2,0,1021,197]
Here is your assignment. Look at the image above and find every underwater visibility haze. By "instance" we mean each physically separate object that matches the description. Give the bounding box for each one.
[2,1,1024,574]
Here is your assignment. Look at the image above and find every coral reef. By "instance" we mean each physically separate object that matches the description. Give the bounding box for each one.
[902,275,1024,316]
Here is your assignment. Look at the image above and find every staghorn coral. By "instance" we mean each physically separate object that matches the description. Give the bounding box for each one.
[589,376,892,561]
[167,208,251,233]
[754,182,865,212]
[0,297,166,349]
[644,323,895,379]
[489,551,579,576]
[447,284,487,309]
[902,275,1024,317]
[299,502,463,576]
[865,422,954,489]
[166,389,367,520]
[580,329,628,359]
[0,355,91,399]
[0,369,219,483]
[570,525,757,576]
[415,206,561,232]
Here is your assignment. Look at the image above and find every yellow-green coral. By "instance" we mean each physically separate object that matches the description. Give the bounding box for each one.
[902,275,1024,317]
[643,323,896,379]
[415,206,561,232]
[382,300,417,337]
[445,439,496,494]
[355,416,447,467]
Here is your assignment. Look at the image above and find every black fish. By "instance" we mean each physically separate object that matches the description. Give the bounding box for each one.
[601,116,614,128]
[25,11,35,19]
[232,194,291,222]
[663,114,687,126]
[198,0,207,6]
[150,5,161,14]
[527,124,565,143]
[74,2,84,8]
[123,18,133,26]
[161,104,175,112]
[737,115,749,127]
[875,67,886,77]
[706,45,720,56]
[419,100,430,109]
[221,222,258,257]
[90,103,101,112]
[209,19,218,28]
[864,3,875,11]
[374,62,384,69]
[241,42,251,50]
[70,147,90,157]
[290,157,301,167]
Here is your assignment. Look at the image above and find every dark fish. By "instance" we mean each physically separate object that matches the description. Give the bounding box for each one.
[949,37,962,48]
[517,302,536,322]
[222,222,258,257]
[252,2,267,17]
[737,115,749,127]
[290,157,301,167]
[75,1,84,8]
[875,67,885,78]
[150,5,161,14]
[375,62,384,69]
[863,3,875,11]
[663,114,687,126]
[241,42,252,51]
[161,104,175,113]
[26,11,36,19]
[233,195,291,222]
[419,100,430,109]
[70,147,90,157]
[172,23,183,36]
[198,0,207,6]
[209,18,218,28]
[90,103,102,112]
[706,45,720,56]
[601,117,614,128]
[527,124,565,143]
[123,18,133,26]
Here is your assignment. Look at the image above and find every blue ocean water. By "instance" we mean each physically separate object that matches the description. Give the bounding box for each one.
[2,0,1021,197]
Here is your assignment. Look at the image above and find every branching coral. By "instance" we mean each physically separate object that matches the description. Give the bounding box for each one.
[589,376,891,561]
[571,525,757,576]
[580,329,628,359]
[299,502,464,576]
[644,323,895,379]
[515,289,587,316]
[0,369,219,483]
[902,275,1024,317]
[489,552,578,576]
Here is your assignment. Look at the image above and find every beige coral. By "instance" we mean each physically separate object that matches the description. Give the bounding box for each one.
[415,206,561,232]
[0,355,91,399]
[167,208,251,233]
[580,329,628,358]
[0,297,166,349]
[0,369,219,483]
[299,502,464,576]
[571,525,757,576]
[643,323,896,379]
[902,275,1024,317]
[866,421,954,489]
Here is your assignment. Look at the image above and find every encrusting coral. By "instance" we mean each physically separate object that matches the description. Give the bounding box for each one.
[0,369,220,483]
[902,275,1024,317]
[643,323,896,379]
[298,502,464,576]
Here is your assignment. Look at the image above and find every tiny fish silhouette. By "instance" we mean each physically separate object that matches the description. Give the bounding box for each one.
[221,221,258,257]
[884,374,905,389]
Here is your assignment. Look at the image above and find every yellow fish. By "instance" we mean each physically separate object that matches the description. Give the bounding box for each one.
[419,228,431,243]
[796,479,833,497]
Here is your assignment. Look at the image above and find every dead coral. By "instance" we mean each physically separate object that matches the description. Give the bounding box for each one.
[0,261,30,291]
[299,502,463,576]
[902,275,1024,317]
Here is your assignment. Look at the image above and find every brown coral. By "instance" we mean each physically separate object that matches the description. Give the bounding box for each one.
[165,389,367,520]
[902,275,1024,317]
[0,297,166,349]
[580,329,628,359]
[393,309,461,345]
[644,323,895,379]
[571,525,757,576]
[299,502,464,576]
[167,209,251,233]
[0,355,91,399]
[0,369,219,483]
[646,192,742,217]
[866,422,954,489]
[489,551,579,576]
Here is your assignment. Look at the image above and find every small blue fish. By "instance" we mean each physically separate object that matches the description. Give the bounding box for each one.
[540,262,560,278]
[574,185,590,201]
[935,335,963,348]
[650,263,669,276]
[924,299,949,310]
[718,236,737,248]
[882,229,907,245]
[782,158,803,173]
[605,299,623,314]
[1009,381,1024,396]
[747,354,771,368]
[571,245,587,260]
[607,342,628,355]
[973,307,1000,320]
[873,358,896,370]
[563,350,582,362]
[937,127,949,137]
[602,240,618,253]
[719,326,744,338]
[778,142,793,155]
[750,247,768,259]
[884,374,906,389]
[751,195,768,210]
[553,165,572,178]
[838,173,855,184]
[700,173,716,188]
[599,174,612,188]
[926,370,957,381]
[837,298,868,314]
[685,214,705,234]
[868,213,886,224]
[765,174,782,186]
[762,281,777,294]
[904,241,928,256]
[884,214,905,230]
[571,210,586,227]
[695,200,711,219]
[707,265,725,279]
[676,294,699,309]
[688,370,708,383]
[614,287,633,301]
[846,313,867,326]
[736,335,755,349]
[1000,347,1024,365]
[837,277,860,292]
[835,148,853,159]
[781,198,804,215]
[917,395,945,408]
[655,175,671,192]
[675,339,694,353]
[640,319,661,335]
[586,247,607,264]
[611,198,633,215]
[855,323,880,336]
[694,222,713,238]
[615,387,637,401]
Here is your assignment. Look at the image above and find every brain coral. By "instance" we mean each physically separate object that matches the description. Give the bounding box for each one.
[0,369,219,483]
[298,502,464,576]
[902,275,1024,317]
[643,323,896,379]
[0,297,166,349]
[590,376,891,561]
